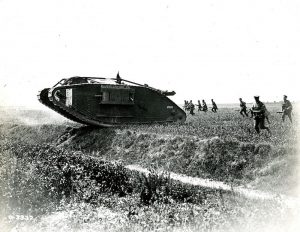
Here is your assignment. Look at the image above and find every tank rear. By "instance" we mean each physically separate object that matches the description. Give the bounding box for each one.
[131,86,186,123]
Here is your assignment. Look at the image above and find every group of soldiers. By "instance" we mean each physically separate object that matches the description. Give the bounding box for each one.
[238,95,293,135]
[184,99,218,115]
[184,95,294,135]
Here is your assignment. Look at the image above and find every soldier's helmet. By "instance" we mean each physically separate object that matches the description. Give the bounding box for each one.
[239,98,242,100]
[283,95,287,98]
[254,95,259,99]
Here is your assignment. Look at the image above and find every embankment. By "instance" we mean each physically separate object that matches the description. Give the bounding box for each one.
[54,126,299,195]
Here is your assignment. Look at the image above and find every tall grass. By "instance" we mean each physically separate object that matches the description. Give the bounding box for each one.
[0,104,298,231]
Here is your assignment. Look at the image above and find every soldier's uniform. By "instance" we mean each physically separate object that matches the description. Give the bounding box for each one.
[184,100,188,112]
[189,100,195,115]
[252,96,271,135]
[211,99,218,113]
[282,95,293,123]
[197,100,202,112]
[202,100,208,112]
[239,98,248,117]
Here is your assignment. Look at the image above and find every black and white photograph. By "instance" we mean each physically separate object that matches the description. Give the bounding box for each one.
[0,0,299,231]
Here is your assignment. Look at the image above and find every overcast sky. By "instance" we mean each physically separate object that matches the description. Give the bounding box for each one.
[0,0,299,108]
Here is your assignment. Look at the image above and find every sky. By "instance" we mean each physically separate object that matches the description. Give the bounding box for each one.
[0,0,300,109]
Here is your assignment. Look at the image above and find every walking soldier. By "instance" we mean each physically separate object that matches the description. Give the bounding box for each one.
[251,96,271,135]
[239,98,248,117]
[211,99,218,113]
[282,95,293,123]
[202,100,208,112]
[196,100,202,112]
[189,100,195,115]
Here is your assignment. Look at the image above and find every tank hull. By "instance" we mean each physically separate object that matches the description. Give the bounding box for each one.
[38,82,186,127]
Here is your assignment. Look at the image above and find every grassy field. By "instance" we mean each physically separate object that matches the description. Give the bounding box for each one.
[0,103,299,231]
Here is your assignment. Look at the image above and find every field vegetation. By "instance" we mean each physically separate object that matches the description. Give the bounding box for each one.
[0,104,299,231]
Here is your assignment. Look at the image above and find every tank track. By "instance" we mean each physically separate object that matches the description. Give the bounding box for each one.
[37,88,87,125]
[38,88,111,127]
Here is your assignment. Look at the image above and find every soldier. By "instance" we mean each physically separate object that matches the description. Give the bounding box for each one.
[196,100,202,112]
[185,100,190,112]
[189,100,195,115]
[184,100,188,112]
[211,99,218,113]
[251,104,270,124]
[202,100,208,112]
[251,96,271,135]
[282,95,293,123]
[239,98,248,117]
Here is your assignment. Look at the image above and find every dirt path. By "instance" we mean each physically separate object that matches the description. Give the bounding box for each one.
[126,164,300,207]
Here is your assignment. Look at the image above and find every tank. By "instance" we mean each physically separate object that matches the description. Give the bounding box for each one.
[37,74,186,127]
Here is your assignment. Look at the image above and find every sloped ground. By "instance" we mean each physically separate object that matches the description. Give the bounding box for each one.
[1,140,299,232]
[0,105,299,231]
[55,125,298,196]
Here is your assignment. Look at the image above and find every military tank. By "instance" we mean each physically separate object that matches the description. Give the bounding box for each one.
[37,74,186,127]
